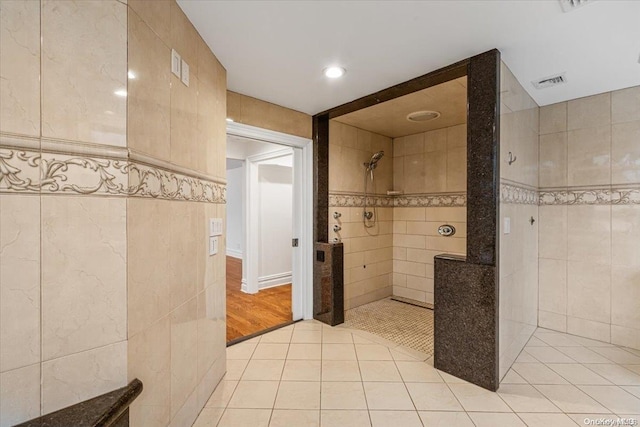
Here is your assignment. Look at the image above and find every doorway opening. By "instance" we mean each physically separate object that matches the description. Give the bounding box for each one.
[225,122,313,343]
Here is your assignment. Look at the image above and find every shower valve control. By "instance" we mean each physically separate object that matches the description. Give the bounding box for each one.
[333,212,342,219]
[333,225,342,232]
[437,224,456,237]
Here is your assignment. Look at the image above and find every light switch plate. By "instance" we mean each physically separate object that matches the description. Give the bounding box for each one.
[504,217,511,234]
[171,49,181,77]
[209,236,218,256]
[181,59,189,86]
[210,218,223,236]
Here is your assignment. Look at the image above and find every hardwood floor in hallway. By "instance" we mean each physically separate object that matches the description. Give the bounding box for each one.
[226,256,292,342]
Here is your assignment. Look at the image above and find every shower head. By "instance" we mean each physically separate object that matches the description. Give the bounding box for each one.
[365,151,385,170]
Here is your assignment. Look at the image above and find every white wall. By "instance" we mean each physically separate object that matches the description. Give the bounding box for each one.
[258,160,293,288]
[226,161,244,258]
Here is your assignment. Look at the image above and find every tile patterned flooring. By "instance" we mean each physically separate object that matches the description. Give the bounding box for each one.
[193,320,640,427]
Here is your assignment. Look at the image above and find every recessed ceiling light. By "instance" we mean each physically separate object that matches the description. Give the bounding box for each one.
[114,89,127,97]
[406,110,441,123]
[323,66,346,79]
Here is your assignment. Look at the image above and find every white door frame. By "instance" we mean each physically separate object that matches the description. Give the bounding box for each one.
[226,121,313,321]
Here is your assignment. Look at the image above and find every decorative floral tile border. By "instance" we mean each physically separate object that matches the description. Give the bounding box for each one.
[540,187,640,205]
[0,145,225,203]
[329,192,467,207]
[500,182,539,205]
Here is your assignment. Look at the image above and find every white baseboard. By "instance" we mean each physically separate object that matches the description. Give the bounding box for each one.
[259,271,292,290]
[226,248,243,259]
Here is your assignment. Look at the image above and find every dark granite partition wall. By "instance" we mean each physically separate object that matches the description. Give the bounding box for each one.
[313,50,501,390]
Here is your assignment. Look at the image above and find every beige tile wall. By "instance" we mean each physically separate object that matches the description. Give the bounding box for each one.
[227,91,312,139]
[392,124,467,194]
[499,62,540,379]
[392,207,466,304]
[538,86,640,350]
[329,120,393,194]
[126,2,227,426]
[0,1,228,425]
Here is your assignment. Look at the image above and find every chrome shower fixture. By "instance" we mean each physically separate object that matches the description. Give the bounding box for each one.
[333,224,342,232]
[364,151,384,171]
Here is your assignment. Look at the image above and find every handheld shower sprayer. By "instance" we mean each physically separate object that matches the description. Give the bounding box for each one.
[363,151,384,228]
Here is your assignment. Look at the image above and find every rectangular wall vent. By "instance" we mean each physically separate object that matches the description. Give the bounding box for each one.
[559,0,595,13]
[532,73,567,90]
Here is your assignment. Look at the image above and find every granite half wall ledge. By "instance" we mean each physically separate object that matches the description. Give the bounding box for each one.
[16,379,142,427]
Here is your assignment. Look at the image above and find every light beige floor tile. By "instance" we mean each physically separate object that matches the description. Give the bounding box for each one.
[291,330,322,344]
[392,346,430,361]
[225,359,249,381]
[274,381,321,410]
[516,413,579,427]
[321,360,362,382]
[405,383,463,411]
[281,360,321,381]
[437,371,470,384]
[363,382,414,410]
[515,352,539,363]
[625,365,640,375]
[589,347,640,365]
[525,346,577,363]
[352,334,376,344]
[448,383,512,412]
[501,369,528,384]
[579,385,640,414]
[584,364,640,385]
[322,344,357,360]
[418,411,474,426]
[252,343,289,360]
[556,347,616,364]
[242,359,285,381]
[218,408,272,427]
[497,384,561,412]
[227,381,279,409]
[512,363,569,384]
[526,336,551,347]
[287,344,321,360]
[355,344,393,361]
[623,386,640,399]
[205,380,238,408]
[244,336,262,344]
[534,384,609,413]
[260,330,293,344]
[390,349,420,361]
[294,321,322,331]
[467,412,525,427]
[192,407,225,427]
[546,363,612,385]
[369,410,422,427]
[320,410,371,427]
[395,361,442,382]
[269,409,319,427]
[534,334,582,347]
[359,361,402,382]
[227,342,257,360]
[320,382,367,409]
[322,330,353,343]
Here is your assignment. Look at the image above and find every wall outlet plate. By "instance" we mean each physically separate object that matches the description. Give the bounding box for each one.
[171,49,181,77]
[181,59,189,86]
[209,236,218,256]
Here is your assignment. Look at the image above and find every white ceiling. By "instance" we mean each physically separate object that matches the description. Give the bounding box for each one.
[178,0,640,115]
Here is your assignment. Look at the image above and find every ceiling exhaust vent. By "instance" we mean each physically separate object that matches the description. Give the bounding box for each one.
[559,0,596,13]
[532,73,567,90]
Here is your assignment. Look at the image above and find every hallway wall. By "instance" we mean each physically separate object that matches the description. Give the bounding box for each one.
[537,86,640,350]
[0,1,228,425]
[498,62,540,380]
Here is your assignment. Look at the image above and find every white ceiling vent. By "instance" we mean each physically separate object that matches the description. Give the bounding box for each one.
[532,73,567,90]
[559,0,596,13]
